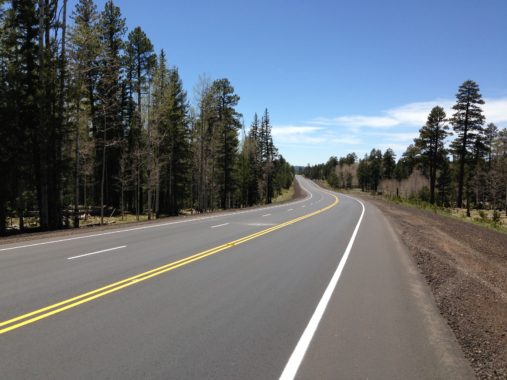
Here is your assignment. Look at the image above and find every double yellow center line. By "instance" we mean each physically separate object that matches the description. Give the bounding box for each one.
[0,194,339,335]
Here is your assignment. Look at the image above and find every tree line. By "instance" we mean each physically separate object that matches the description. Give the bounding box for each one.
[303,80,507,214]
[0,0,294,235]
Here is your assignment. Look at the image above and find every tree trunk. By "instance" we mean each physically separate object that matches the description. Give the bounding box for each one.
[136,161,140,221]
[74,102,80,228]
[120,180,124,221]
[37,0,49,230]
[100,111,107,225]
[466,189,471,218]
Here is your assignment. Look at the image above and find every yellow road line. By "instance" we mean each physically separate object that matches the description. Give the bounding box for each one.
[0,194,339,335]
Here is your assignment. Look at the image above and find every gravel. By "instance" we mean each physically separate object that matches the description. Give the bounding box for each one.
[361,195,507,379]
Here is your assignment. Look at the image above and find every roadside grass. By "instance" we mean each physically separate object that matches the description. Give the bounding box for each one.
[79,213,150,226]
[272,182,295,204]
[380,194,507,233]
[312,179,507,234]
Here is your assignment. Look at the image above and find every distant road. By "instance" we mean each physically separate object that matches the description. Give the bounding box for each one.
[0,176,473,379]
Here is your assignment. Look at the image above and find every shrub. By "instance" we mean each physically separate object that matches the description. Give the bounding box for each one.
[492,210,501,225]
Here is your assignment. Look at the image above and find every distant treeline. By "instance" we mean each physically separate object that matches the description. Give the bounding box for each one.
[302,80,507,212]
[0,0,293,234]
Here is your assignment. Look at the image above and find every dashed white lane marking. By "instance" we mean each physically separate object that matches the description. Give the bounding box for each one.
[301,205,306,208]
[287,209,294,212]
[211,223,229,229]
[1,177,319,253]
[262,214,271,217]
[67,246,126,260]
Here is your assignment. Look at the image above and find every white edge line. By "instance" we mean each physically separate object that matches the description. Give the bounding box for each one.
[0,177,314,253]
[211,223,229,229]
[279,194,365,380]
[67,245,127,260]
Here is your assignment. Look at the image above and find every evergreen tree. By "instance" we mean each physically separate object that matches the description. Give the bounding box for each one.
[157,63,190,215]
[96,0,126,219]
[125,26,155,217]
[125,26,155,141]
[69,0,101,226]
[209,78,241,209]
[0,0,296,234]
[245,114,260,205]
[260,108,277,203]
[357,155,370,191]
[382,148,396,180]
[484,123,498,171]
[414,106,450,204]
[394,144,420,181]
[369,149,382,191]
[436,156,452,206]
[450,80,485,207]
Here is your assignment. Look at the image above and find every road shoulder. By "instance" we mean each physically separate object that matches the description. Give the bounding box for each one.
[297,196,474,379]
[360,194,507,379]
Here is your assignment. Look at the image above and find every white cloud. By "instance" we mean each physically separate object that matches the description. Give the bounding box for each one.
[272,125,361,145]
[271,125,326,144]
[312,115,398,128]
[271,125,324,137]
[483,98,507,124]
[367,131,420,142]
[309,97,507,130]
[386,100,453,126]
[273,96,507,164]
[329,136,362,145]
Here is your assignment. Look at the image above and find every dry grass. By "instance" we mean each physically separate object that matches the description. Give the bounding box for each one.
[79,213,150,226]
[272,183,295,203]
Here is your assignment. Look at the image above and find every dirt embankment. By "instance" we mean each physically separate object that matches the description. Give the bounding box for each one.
[361,195,507,379]
[293,176,305,199]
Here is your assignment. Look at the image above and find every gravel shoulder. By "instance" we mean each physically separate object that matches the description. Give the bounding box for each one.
[357,194,507,379]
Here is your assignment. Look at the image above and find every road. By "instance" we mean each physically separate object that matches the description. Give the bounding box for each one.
[0,176,474,379]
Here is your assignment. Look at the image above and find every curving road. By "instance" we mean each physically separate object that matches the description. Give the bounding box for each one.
[0,176,473,379]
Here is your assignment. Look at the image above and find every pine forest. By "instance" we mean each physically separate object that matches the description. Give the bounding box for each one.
[0,0,294,235]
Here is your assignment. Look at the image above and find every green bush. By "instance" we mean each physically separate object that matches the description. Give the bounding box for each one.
[492,210,501,225]
[418,186,431,203]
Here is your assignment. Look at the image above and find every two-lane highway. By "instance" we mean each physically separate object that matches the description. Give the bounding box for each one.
[0,176,473,379]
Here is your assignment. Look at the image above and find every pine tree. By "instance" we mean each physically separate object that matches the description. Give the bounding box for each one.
[2,0,67,230]
[125,26,155,141]
[382,148,396,180]
[260,109,277,203]
[96,0,126,221]
[369,149,382,191]
[69,0,101,227]
[192,74,214,211]
[245,114,260,205]
[436,156,452,206]
[208,78,241,209]
[125,26,155,218]
[357,155,370,191]
[0,0,9,233]
[160,67,190,215]
[450,80,485,208]
[414,106,450,204]
[484,123,498,171]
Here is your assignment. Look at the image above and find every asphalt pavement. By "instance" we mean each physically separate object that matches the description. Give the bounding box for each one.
[0,176,474,379]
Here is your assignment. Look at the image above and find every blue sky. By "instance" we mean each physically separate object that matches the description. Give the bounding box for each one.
[71,0,507,165]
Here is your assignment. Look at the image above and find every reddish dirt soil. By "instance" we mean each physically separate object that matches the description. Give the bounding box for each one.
[361,194,507,379]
